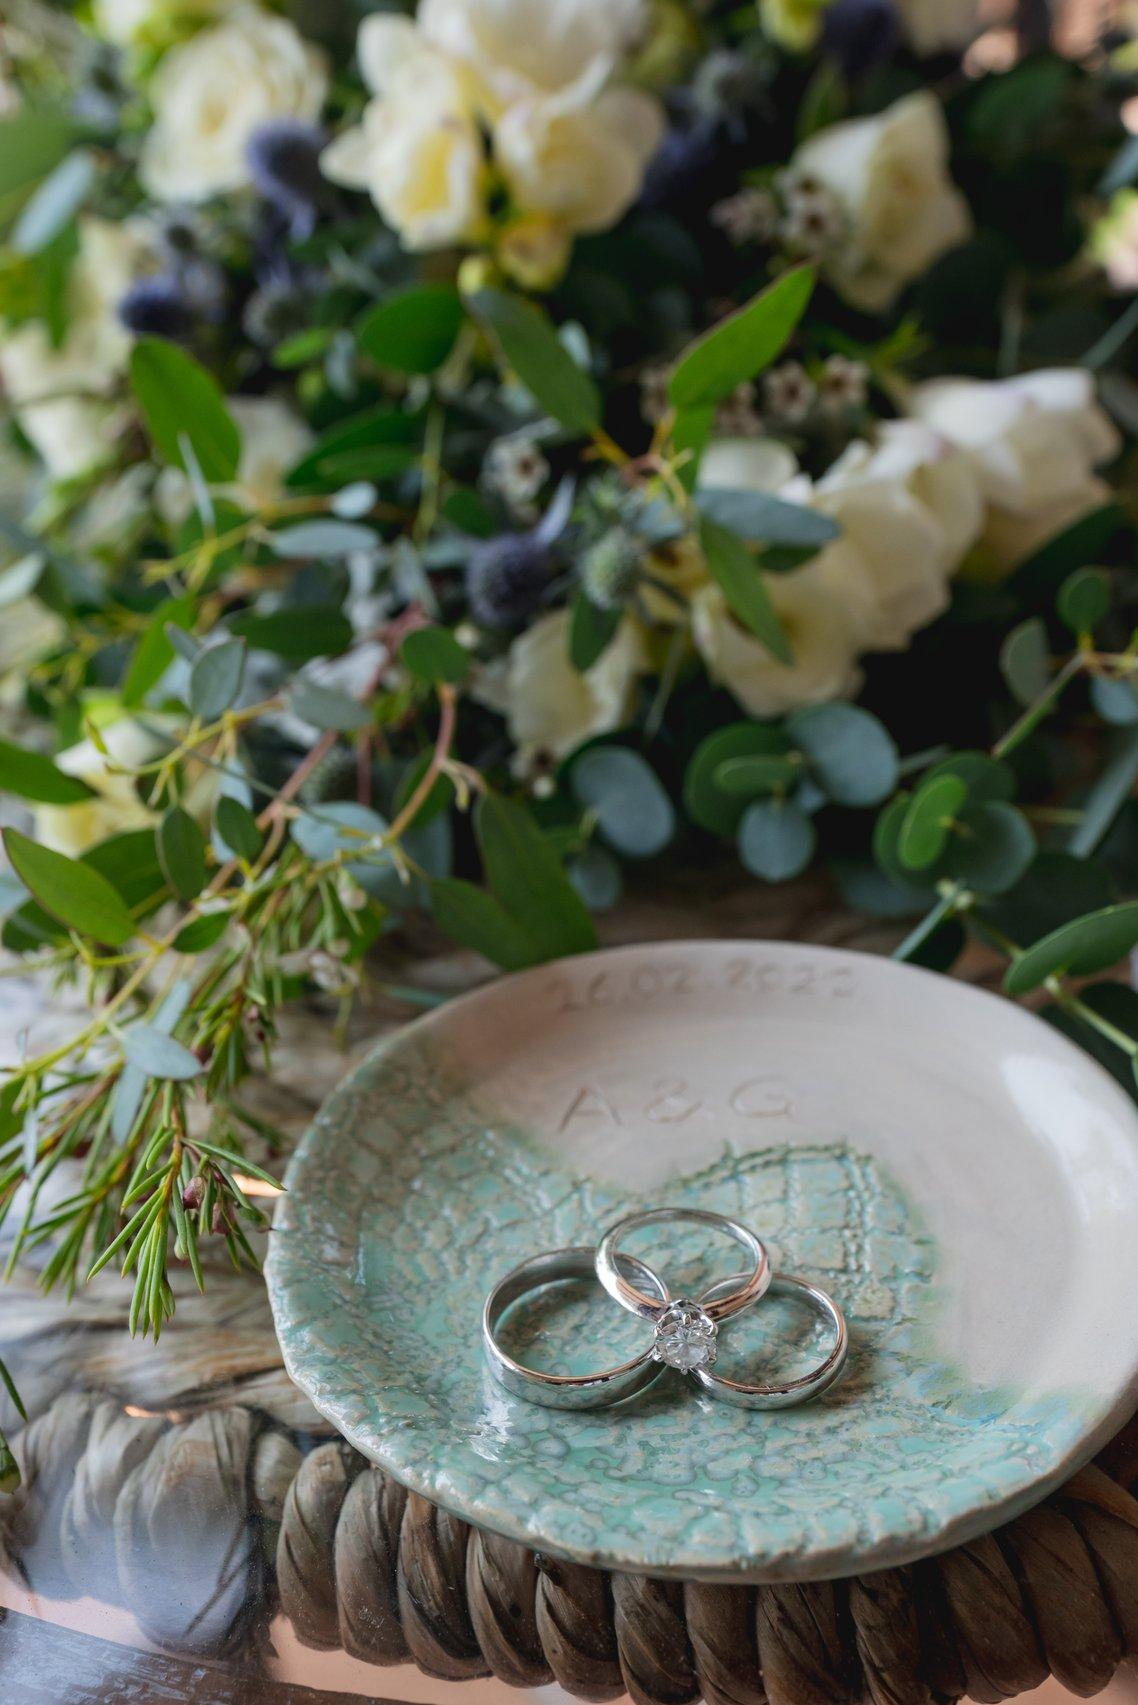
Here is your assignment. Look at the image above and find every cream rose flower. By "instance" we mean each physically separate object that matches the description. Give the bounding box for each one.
[418,0,651,106]
[824,420,985,562]
[0,219,154,480]
[787,91,971,313]
[320,18,486,251]
[139,8,328,203]
[494,84,664,237]
[479,608,645,768]
[894,0,982,54]
[692,572,863,719]
[907,369,1121,572]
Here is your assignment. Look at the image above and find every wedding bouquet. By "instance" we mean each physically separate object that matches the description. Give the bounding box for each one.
[1,0,1138,1460]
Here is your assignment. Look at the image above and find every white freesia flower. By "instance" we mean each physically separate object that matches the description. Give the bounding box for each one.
[0,219,154,480]
[494,84,664,236]
[418,0,651,105]
[479,608,645,768]
[91,0,224,49]
[907,369,1121,571]
[691,573,863,719]
[320,18,485,250]
[139,8,328,203]
[786,91,971,312]
[894,0,982,54]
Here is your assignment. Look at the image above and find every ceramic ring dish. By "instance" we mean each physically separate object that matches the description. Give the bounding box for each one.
[267,940,1138,1582]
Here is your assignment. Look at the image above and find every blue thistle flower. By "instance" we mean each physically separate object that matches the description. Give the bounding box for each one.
[822,0,900,77]
[117,276,194,341]
[246,119,327,238]
[466,480,574,629]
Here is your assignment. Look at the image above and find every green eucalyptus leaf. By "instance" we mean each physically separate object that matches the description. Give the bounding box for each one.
[713,753,800,796]
[570,746,675,859]
[1069,726,1138,858]
[228,608,353,660]
[0,738,93,805]
[121,1023,203,1082]
[898,774,968,870]
[684,722,790,836]
[285,406,418,491]
[699,516,792,664]
[1004,902,1138,996]
[173,911,230,954]
[1058,567,1110,634]
[737,799,816,882]
[214,797,262,863]
[982,851,1116,947]
[695,487,839,550]
[569,589,621,671]
[292,801,387,864]
[472,290,601,436]
[121,598,195,707]
[786,703,899,807]
[11,149,95,253]
[944,802,1036,895]
[475,792,596,961]
[566,845,623,911]
[268,520,378,559]
[873,794,936,896]
[157,806,207,902]
[924,750,1016,805]
[1000,616,1050,708]
[3,828,136,947]
[288,681,370,732]
[429,876,540,971]
[356,283,464,374]
[400,626,470,685]
[129,338,241,483]
[1091,675,1138,726]
[668,266,815,410]
[189,638,245,722]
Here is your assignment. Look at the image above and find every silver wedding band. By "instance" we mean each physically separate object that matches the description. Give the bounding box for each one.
[482,1245,670,1409]
[690,1272,849,1409]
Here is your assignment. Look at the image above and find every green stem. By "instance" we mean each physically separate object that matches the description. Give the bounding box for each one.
[992,655,1084,762]
[893,887,967,963]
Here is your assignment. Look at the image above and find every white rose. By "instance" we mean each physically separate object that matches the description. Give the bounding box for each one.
[418,0,651,105]
[0,218,154,479]
[479,608,645,767]
[788,91,972,313]
[139,8,328,203]
[699,437,800,495]
[894,0,982,54]
[907,369,1122,571]
[320,18,486,251]
[824,420,984,561]
[494,84,664,236]
[91,0,224,49]
[691,571,863,719]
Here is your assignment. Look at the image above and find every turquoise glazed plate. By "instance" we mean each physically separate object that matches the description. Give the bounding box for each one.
[267,941,1138,1582]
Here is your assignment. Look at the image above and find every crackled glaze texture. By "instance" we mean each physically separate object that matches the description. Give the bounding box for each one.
[267,941,1138,1581]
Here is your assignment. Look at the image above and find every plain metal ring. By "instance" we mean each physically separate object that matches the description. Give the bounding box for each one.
[594,1207,771,1324]
[690,1272,849,1409]
[482,1245,671,1409]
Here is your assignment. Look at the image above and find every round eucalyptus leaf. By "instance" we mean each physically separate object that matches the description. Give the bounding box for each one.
[1057,567,1110,634]
[872,795,935,896]
[1000,617,1050,708]
[567,844,623,911]
[1091,675,1138,727]
[829,858,927,921]
[982,851,1116,947]
[737,799,816,882]
[925,750,1016,805]
[898,774,968,871]
[713,753,800,796]
[292,801,388,864]
[785,703,899,807]
[944,802,1035,895]
[684,722,791,836]
[570,746,675,858]
[1003,900,1138,996]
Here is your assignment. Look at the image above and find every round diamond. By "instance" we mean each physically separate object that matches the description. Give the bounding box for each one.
[652,1299,718,1371]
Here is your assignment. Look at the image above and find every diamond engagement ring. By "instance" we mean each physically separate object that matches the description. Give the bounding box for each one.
[482,1245,671,1409]
[594,1207,771,1373]
[690,1272,848,1408]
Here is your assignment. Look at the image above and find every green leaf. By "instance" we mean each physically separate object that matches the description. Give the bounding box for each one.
[121,598,195,707]
[0,103,74,207]
[129,338,241,483]
[215,797,262,863]
[292,801,387,864]
[684,722,791,836]
[157,807,207,902]
[1004,902,1138,997]
[566,845,622,912]
[671,405,714,491]
[737,799,816,882]
[668,266,815,411]
[400,626,470,686]
[695,487,839,551]
[228,608,353,660]
[267,520,378,559]
[698,516,792,665]
[1100,134,1138,197]
[429,877,539,971]
[189,638,245,722]
[713,753,800,796]
[898,774,968,870]
[285,407,418,491]
[10,149,95,254]
[1057,567,1110,634]
[570,747,675,859]
[1069,726,1138,859]
[121,1024,204,1081]
[786,704,899,808]
[0,738,93,805]
[982,852,1116,948]
[356,283,464,374]
[288,681,370,732]
[924,751,1015,805]
[1091,675,1138,726]
[944,802,1035,896]
[1000,617,1050,708]
[173,911,229,954]
[472,290,601,436]
[569,590,621,672]
[475,793,596,961]
[3,828,136,947]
